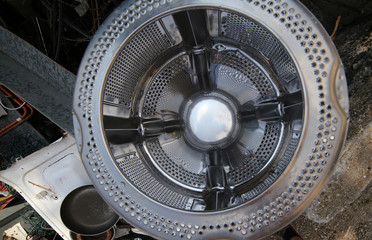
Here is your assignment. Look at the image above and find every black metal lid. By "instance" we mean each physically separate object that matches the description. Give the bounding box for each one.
[61,185,119,235]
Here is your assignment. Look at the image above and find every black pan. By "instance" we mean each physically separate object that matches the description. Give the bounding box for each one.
[61,185,119,235]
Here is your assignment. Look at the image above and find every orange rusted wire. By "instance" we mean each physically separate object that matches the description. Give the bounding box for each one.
[330,16,341,40]
[0,85,33,136]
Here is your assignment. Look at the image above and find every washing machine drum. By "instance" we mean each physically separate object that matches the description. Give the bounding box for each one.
[73,0,349,239]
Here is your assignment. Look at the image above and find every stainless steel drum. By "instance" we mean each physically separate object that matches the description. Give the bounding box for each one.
[72,0,349,239]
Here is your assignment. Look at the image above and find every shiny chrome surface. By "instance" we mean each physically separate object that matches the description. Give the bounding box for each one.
[189,98,233,143]
[73,0,349,239]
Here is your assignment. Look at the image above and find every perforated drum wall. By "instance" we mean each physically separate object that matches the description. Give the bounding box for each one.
[73,1,349,239]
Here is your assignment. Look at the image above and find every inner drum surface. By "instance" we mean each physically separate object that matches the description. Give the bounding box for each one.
[103,10,302,210]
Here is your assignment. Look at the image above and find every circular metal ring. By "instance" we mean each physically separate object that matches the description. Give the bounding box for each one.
[73,0,349,239]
